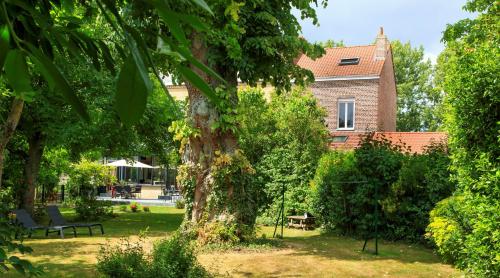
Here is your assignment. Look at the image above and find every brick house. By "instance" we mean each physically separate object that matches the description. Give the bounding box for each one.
[296,28,446,153]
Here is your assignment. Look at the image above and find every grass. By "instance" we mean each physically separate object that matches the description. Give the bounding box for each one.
[5,206,460,277]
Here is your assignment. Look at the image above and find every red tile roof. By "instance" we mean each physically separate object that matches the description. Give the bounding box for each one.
[329,132,447,154]
[296,45,386,78]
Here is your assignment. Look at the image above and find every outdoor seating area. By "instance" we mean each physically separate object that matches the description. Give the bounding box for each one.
[110,185,142,199]
[13,206,104,239]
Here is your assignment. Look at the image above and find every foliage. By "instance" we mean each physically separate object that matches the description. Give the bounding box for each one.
[311,151,361,233]
[319,39,345,48]
[74,198,113,221]
[426,0,500,276]
[119,205,127,212]
[0,199,42,276]
[97,235,150,278]
[312,135,453,242]
[426,195,467,264]
[392,40,444,131]
[0,0,219,124]
[142,206,150,213]
[383,143,453,241]
[196,220,254,245]
[97,233,210,278]
[175,199,185,210]
[150,234,210,277]
[238,87,329,222]
[66,159,115,199]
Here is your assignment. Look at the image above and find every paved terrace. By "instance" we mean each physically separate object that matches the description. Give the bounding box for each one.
[97,196,180,207]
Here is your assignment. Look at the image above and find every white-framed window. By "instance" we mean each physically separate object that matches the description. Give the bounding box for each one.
[337,99,355,130]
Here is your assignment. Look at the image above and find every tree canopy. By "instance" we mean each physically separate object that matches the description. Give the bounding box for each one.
[426,0,499,275]
[391,40,443,131]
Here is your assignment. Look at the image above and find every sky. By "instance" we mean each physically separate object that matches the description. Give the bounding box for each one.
[298,0,473,63]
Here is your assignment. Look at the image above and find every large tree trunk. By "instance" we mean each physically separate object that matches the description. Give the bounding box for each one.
[22,131,45,214]
[0,98,24,189]
[182,33,241,229]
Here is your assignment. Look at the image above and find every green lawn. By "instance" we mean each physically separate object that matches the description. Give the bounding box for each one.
[5,206,460,277]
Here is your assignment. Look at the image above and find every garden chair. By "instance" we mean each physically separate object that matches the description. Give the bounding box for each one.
[132,185,142,199]
[13,209,76,239]
[46,205,104,236]
[122,186,132,198]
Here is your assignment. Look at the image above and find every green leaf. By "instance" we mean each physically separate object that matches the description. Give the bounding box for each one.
[0,25,10,70]
[27,45,90,121]
[4,50,33,99]
[97,40,116,75]
[161,35,226,85]
[178,65,220,105]
[191,0,213,15]
[180,15,207,31]
[154,6,189,46]
[116,55,152,125]
[122,31,151,96]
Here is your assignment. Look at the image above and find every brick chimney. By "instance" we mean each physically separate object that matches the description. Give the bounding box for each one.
[374,27,389,60]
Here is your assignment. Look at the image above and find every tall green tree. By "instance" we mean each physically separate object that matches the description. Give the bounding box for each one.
[164,0,327,236]
[392,40,443,131]
[238,87,329,223]
[426,0,499,275]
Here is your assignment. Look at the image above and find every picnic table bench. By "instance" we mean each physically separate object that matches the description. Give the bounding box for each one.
[287,215,316,230]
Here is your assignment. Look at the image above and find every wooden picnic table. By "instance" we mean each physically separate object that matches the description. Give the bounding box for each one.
[287,215,315,230]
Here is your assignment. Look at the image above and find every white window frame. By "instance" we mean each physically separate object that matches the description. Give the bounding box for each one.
[337,98,355,130]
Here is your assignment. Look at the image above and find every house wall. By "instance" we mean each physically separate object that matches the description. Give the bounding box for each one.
[310,79,380,133]
[376,49,397,131]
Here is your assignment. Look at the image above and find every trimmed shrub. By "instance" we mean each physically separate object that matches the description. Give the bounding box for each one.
[142,206,150,213]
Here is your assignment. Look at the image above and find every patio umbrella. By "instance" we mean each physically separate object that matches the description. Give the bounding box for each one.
[105,159,153,168]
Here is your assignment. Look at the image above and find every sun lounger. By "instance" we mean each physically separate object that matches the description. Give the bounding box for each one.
[13,209,76,239]
[46,205,104,236]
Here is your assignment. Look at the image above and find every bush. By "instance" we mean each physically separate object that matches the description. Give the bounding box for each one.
[238,88,328,223]
[175,199,185,209]
[119,205,127,212]
[311,151,360,234]
[97,236,149,278]
[150,235,209,277]
[66,159,116,200]
[130,203,139,213]
[312,136,453,242]
[427,193,500,276]
[196,221,254,245]
[97,234,210,278]
[426,195,467,264]
[142,206,150,213]
[75,198,113,221]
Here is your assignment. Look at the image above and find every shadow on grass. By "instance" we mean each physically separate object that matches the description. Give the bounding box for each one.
[21,211,183,239]
[282,233,445,264]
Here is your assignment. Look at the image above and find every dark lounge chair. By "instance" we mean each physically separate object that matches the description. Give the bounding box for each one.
[46,205,104,236]
[13,209,76,239]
